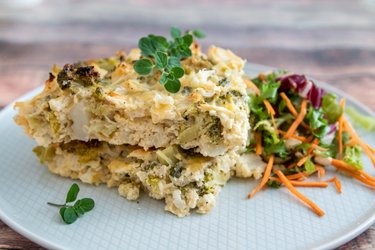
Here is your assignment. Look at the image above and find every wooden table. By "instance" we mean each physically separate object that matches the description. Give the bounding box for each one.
[1,0,375,249]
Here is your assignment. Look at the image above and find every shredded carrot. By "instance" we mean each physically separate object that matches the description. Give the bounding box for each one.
[258,73,266,81]
[326,177,342,193]
[307,138,320,154]
[331,158,357,172]
[345,139,358,147]
[285,172,306,180]
[255,132,263,155]
[297,155,309,167]
[359,170,375,183]
[331,159,375,188]
[275,170,325,217]
[244,79,260,96]
[344,171,375,188]
[307,135,314,143]
[263,99,278,135]
[334,178,342,193]
[248,155,274,199]
[315,165,325,178]
[284,99,308,139]
[342,118,375,167]
[280,92,298,116]
[338,99,346,159]
[287,162,298,169]
[366,143,375,154]
[279,130,309,142]
[270,177,328,188]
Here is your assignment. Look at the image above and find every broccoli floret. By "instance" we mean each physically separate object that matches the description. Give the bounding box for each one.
[207,116,223,144]
[170,162,184,178]
[57,64,100,90]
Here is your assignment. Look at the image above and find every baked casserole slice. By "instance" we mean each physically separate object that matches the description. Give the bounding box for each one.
[15,45,250,157]
[34,141,266,217]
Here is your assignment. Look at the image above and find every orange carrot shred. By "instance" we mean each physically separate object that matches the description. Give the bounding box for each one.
[287,162,298,169]
[330,159,375,188]
[297,155,309,167]
[306,135,314,143]
[284,99,308,139]
[275,170,325,217]
[315,165,325,178]
[248,155,274,199]
[342,118,375,167]
[279,130,309,142]
[345,139,357,147]
[255,132,262,155]
[245,79,260,96]
[307,138,320,154]
[285,172,306,180]
[258,73,266,81]
[270,177,328,188]
[325,177,342,193]
[280,92,298,116]
[263,99,278,135]
[366,143,375,154]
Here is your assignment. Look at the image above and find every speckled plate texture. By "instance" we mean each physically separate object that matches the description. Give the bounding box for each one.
[0,63,374,250]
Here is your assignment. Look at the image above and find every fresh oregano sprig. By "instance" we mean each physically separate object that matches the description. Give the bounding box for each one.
[134,27,205,93]
[47,183,95,224]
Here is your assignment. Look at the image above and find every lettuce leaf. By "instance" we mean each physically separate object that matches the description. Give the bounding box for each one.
[322,94,343,124]
[343,145,363,170]
[346,106,375,131]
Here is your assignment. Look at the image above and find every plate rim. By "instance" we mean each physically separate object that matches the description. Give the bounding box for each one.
[0,63,374,250]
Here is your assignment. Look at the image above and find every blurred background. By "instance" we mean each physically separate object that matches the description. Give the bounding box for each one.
[0,0,375,249]
[1,0,375,109]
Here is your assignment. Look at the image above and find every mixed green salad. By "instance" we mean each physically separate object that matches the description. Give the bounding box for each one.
[246,71,375,217]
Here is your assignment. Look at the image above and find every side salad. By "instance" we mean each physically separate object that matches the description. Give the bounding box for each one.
[246,71,375,217]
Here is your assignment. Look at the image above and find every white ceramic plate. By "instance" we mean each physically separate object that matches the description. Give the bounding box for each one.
[1,63,375,250]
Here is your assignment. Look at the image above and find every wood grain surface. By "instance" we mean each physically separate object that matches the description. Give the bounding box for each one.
[1,0,375,249]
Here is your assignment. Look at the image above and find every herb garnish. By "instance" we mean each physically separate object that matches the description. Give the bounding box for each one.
[47,183,95,224]
[134,27,205,93]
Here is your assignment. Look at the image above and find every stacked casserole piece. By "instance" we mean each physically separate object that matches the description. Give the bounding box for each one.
[15,44,266,217]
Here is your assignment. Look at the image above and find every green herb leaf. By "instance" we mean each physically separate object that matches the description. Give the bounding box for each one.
[167,56,181,70]
[149,35,169,52]
[138,37,155,56]
[78,198,95,212]
[182,34,193,47]
[66,183,80,203]
[160,72,168,85]
[73,200,85,216]
[192,29,206,39]
[134,59,154,75]
[165,78,181,93]
[49,184,95,225]
[134,27,205,93]
[170,26,182,39]
[155,51,168,70]
[170,67,184,78]
[60,207,78,224]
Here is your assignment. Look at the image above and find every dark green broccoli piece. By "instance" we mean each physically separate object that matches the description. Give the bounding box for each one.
[57,64,100,90]
[207,116,223,144]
